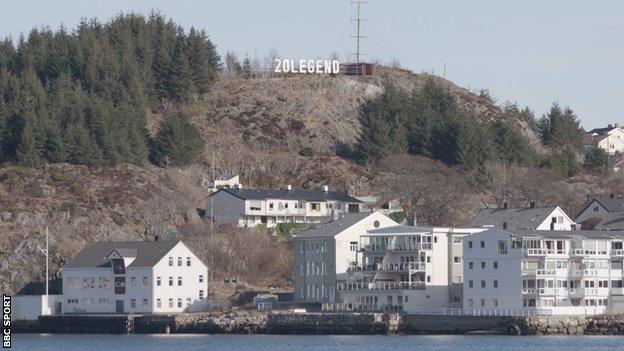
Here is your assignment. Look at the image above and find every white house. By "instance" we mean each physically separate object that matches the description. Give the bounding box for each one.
[470,203,576,231]
[583,124,624,155]
[203,175,241,192]
[292,211,397,305]
[62,240,208,314]
[207,186,363,228]
[463,229,624,315]
[355,195,403,217]
[337,225,485,312]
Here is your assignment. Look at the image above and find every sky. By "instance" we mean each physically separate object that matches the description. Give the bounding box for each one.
[1,0,623,129]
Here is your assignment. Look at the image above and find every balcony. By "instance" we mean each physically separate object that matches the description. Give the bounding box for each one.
[611,249,624,257]
[337,281,426,291]
[521,269,556,276]
[571,249,608,256]
[347,262,426,273]
[360,243,432,253]
[524,248,567,256]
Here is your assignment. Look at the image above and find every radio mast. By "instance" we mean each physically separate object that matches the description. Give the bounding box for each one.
[351,1,366,64]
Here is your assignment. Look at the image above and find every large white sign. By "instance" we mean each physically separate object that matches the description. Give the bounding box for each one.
[274,59,340,74]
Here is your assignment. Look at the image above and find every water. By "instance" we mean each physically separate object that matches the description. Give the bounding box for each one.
[11,334,624,351]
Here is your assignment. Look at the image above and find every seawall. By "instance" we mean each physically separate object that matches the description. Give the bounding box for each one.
[12,312,624,335]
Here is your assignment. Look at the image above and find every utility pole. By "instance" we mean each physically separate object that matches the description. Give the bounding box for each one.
[37,227,49,298]
[351,1,366,66]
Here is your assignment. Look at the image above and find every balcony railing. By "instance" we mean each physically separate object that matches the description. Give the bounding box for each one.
[337,281,426,291]
[347,262,426,273]
[572,249,608,256]
[409,308,553,317]
[611,249,624,257]
[524,248,567,256]
[359,243,432,252]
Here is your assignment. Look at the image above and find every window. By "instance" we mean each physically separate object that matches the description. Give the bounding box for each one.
[168,257,173,266]
[593,205,599,212]
[493,280,499,288]
[142,276,148,286]
[157,299,162,308]
[67,299,78,304]
[68,278,80,291]
[130,276,136,287]
[492,299,498,307]
[468,298,474,307]
[99,277,111,289]
[434,236,438,243]
[168,277,173,286]
[142,299,148,308]
[480,241,485,248]
[177,298,182,308]
[199,275,204,283]
[177,257,182,266]
[452,276,462,284]
[468,280,474,288]
[468,241,473,249]
[468,261,474,269]
[186,298,191,306]
[83,277,94,290]
[249,201,261,211]
[480,261,486,269]
[131,299,136,308]
[187,257,191,266]
[493,261,499,269]
[157,277,161,286]
[427,275,431,283]
[168,298,174,308]
[178,277,183,286]
[481,280,486,288]
[269,202,274,210]
[311,203,320,211]
[498,240,508,254]
[480,299,486,307]
[199,290,204,299]
[453,256,461,264]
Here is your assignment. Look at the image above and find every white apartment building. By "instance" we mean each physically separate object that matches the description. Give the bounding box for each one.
[203,174,241,192]
[338,225,485,312]
[463,229,624,315]
[207,186,363,228]
[292,211,398,304]
[470,203,576,231]
[62,240,208,314]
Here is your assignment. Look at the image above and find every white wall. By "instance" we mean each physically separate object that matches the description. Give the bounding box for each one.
[535,207,576,230]
[13,295,62,320]
[463,230,524,310]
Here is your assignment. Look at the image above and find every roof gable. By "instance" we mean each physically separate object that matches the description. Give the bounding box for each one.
[469,206,561,230]
[64,241,179,269]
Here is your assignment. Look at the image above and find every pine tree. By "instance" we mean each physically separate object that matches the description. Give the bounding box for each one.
[583,145,609,174]
[149,111,204,166]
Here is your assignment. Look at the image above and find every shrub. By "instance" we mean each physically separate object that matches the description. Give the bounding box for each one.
[389,211,406,223]
[276,222,309,237]
[299,147,314,157]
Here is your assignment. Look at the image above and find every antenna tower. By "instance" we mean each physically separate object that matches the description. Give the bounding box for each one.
[351,1,366,64]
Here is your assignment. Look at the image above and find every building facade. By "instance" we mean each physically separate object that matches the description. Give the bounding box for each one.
[337,226,485,312]
[292,211,398,304]
[583,125,624,155]
[207,187,363,228]
[463,229,624,315]
[62,240,208,314]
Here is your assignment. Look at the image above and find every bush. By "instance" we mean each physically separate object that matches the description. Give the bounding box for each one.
[49,167,70,182]
[298,147,314,157]
[24,185,43,198]
[389,211,406,223]
[276,222,309,237]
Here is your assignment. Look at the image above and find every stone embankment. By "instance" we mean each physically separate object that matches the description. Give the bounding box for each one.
[12,312,624,335]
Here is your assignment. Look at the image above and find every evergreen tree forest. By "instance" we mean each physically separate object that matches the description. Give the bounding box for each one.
[358,80,586,178]
[358,80,540,171]
[0,12,218,167]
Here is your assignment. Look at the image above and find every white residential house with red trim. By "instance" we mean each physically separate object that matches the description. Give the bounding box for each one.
[61,240,208,314]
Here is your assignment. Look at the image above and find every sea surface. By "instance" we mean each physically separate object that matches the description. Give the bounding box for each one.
[11,334,624,351]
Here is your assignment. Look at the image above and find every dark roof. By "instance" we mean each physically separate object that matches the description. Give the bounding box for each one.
[64,241,179,269]
[469,206,560,230]
[214,188,362,203]
[591,196,624,213]
[586,126,617,136]
[593,212,624,231]
[367,225,433,234]
[294,212,379,239]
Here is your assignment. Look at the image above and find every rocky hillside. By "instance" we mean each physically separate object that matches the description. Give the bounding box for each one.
[0,66,591,296]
